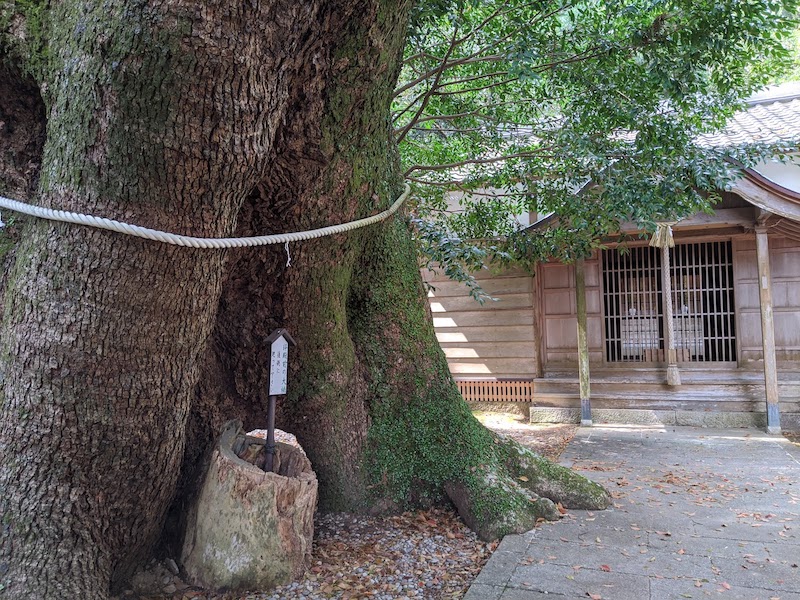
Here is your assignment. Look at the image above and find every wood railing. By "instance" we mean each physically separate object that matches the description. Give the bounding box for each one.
[456,379,533,403]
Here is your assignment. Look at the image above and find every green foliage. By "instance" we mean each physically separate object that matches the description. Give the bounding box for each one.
[397,0,800,272]
[414,217,509,303]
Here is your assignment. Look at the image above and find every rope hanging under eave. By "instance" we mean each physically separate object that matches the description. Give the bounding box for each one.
[649,221,676,249]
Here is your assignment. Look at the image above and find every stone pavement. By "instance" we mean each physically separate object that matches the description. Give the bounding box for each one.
[465,425,800,600]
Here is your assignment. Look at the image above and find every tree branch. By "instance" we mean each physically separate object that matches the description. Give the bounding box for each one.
[404,150,555,177]
[437,70,512,89]
[394,55,506,97]
[433,77,518,97]
[395,17,464,144]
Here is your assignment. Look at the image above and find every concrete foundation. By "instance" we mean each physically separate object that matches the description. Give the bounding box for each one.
[530,407,770,429]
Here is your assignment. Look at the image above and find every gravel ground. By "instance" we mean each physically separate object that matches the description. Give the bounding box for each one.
[116,413,575,600]
[255,509,496,600]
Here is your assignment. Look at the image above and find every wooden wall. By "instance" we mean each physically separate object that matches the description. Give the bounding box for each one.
[422,267,539,379]
[539,252,603,366]
[734,235,800,365]
[425,232,800,379]
[534,232,800,371]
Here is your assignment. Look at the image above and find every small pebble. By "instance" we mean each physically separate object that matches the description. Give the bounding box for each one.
[166,558,179,575]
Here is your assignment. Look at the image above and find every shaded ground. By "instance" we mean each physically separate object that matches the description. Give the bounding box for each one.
[116,411,573,600]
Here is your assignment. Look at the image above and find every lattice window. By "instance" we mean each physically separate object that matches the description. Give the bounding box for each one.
[602,241,736,363]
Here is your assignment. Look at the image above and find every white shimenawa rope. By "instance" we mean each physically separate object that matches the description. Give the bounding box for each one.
[0,183,411,249]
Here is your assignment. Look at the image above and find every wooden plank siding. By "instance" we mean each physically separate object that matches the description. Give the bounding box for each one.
[734,235,800,365]
[424,230,800,427]
[423,267,539,380]
[536,233,800,371]
[539,252,604,366]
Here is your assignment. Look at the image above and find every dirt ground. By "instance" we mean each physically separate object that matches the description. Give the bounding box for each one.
[473,411,578,461]
[116,410,575,600]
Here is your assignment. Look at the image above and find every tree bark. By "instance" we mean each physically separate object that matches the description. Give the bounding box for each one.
[0,0,339,596]
[177,0,417,513]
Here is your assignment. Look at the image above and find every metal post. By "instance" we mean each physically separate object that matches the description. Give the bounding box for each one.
[265,395,277,472]
[265,328,296,471]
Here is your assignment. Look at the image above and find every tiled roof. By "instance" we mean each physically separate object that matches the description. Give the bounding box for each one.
[699,82,800,148]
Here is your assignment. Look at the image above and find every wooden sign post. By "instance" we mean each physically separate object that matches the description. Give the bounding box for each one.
[265,328,296,472]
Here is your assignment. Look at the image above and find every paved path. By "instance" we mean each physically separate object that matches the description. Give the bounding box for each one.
[465,425,800,600]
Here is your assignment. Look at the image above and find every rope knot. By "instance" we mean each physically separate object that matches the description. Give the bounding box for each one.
[649,221,676,249]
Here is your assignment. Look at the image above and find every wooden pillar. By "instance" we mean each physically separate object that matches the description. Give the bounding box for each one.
[660,243,681,386]
[651,223,680,386]
[530,270,544,378]
[755,225,781,434]
[575,258,592,426]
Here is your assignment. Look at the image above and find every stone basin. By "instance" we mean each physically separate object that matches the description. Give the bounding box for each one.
[181,420,318,592]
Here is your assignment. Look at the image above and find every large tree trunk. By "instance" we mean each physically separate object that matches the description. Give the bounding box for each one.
[1,1,609,597]
[182,0,609,545]
[0,0,344,596]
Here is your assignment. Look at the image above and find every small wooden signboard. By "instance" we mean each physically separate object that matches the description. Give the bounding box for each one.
[264,328,296,472]
[269,336,290,395]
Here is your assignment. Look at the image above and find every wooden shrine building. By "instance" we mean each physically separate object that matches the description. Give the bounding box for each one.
[427,84,800,431]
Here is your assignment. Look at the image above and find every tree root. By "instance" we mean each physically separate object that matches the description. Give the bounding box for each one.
[444,433,610,542]
[499,434,611,510]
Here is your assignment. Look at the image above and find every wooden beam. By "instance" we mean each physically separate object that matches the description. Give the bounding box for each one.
[617,208,756,234]
[754,225,781,433]
[575,258,592,426]
[673,207,756,229]
[530,269,544,378]
[734,176,800,223]
[773,220,800,243]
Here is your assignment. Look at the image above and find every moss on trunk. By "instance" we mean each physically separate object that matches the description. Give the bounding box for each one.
[1,0,350,597]
[348,211,609,536]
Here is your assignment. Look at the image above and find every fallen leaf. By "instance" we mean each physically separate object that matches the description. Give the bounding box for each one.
[600,564,611,572]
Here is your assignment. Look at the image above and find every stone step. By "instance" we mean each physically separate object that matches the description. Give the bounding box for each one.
[533,384,800,403]
[528,407,784,429]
